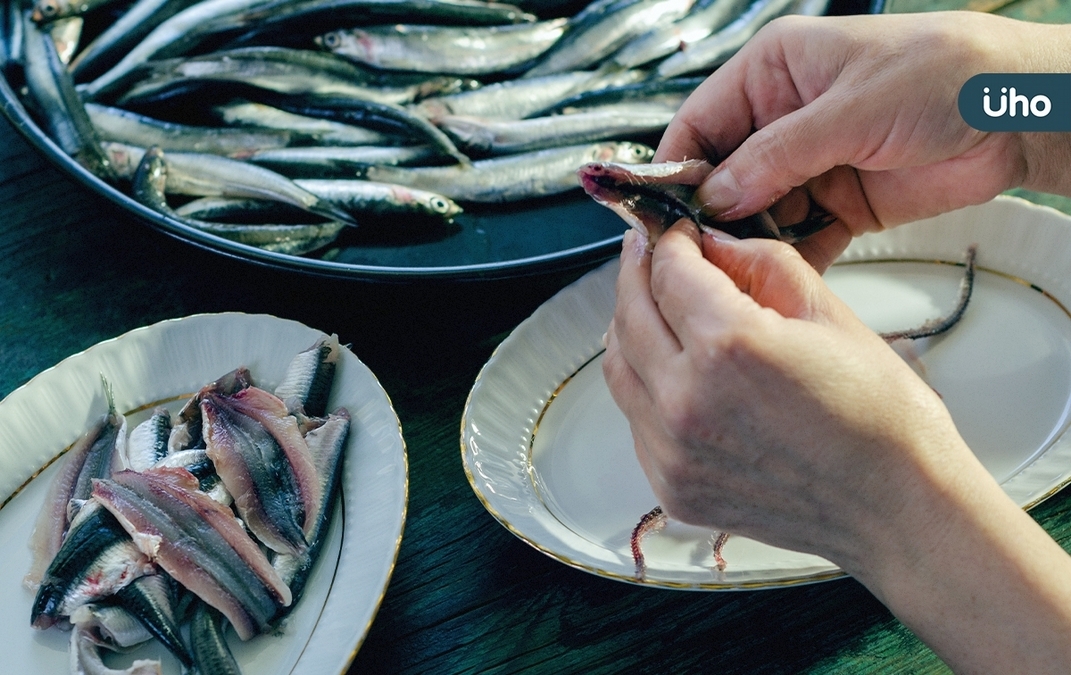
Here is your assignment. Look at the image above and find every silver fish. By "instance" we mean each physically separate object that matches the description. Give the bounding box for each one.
[360,141,654,202]
[317,19,568,76]
[654,0,816,79]
[577,158,833,247]
[273,334,340,418]
[189,601,242,675]
[215,100,393,146]
[608,0,751,69]
[295,179,463,222]
[123,407,172,472]
[82,0,281,99]
[247,145,440,176]
[87,103,291,157]
[31,500,154,630]
[116,47,461,107]
[105,141,357,225]
[69,0,200,81]
[524,0,695,77]
[437,103,676,155]
[131,146,348,255]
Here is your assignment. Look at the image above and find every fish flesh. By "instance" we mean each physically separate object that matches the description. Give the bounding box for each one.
[92,468,293,641]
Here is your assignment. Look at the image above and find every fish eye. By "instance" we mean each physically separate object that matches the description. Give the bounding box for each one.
[40,2,57,14]
[322,32,341,49]
[431,198,449,213]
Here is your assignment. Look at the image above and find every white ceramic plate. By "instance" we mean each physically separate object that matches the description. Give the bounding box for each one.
[0,313,407,673]
[461,195,1071,590]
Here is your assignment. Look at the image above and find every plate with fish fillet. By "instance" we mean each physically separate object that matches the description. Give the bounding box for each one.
[462,195,1071,589]
[0,313,407,673]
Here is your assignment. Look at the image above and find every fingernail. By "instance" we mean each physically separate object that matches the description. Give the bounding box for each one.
[703,227,739,243]
[622,228,649,261]
[601,331,608,347]
[696,165,743,218]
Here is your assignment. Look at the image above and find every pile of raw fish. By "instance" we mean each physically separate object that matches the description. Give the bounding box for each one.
[24,334,349,675]
[2,0,828,255]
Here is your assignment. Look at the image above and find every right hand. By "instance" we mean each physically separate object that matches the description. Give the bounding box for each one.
[657,11,1071,270]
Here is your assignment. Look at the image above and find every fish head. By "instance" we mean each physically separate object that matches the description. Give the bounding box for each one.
[578,163,696,248]
[596,142,655,166]
[31,0,64,23]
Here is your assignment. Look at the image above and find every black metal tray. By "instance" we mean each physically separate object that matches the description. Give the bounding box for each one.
[0,0,884,282]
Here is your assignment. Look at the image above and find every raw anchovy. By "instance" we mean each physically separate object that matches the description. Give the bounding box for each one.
[131,146,347,255]
[117,47,462,107]
[273,408,348,609]
[82,0,282,100]
[654,0,808,79]
[123,407,172,472]
[168,367,253,454]
[578,159,833,246]
[317,19,568,76]
[69,0,201,81]
[105,141,357,225]
[524,0,695,77]
[69,624,162,675]
[189,601,242,675]
[69,603,154,649]
[48,15,81,63]
[31,500,154,630]
[215,100,393,146]
[527,75,702,117]
[437,103,676,155]
[264,94,470,164]
[229,0,537,40]
[92,468,292,641]
[201,385,322,555]
[25,381,126,589]
[22,12,113,177]
[247,145,439,177]
[273,334,340,418]
[87,102,291,157]
[360,141,654,202]
[608,0,751,69]
[32,0,117,23]
[153,448,233,504]
[410,70,645,122]
[295,179,464,222]
[111,573,193,668]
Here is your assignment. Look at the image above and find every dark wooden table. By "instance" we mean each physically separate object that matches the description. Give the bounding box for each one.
[3,2,1071,673]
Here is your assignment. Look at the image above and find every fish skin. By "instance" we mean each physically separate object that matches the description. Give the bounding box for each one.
[123,407,172,472]
[273,334,340,419]
[608,0,751,69]
[215,386,323,536]
[92,468,291,641]
[189,601,242,675]
[31,500,154,630]
[437,103,676,156]
[524,0,695,77]
[25,395,126,589]
[294,179,464,222]
[361,141,655,203]
[272,408,349,612]
[201,390,310,557]
[110,141,358,225]
[578,159,834,246]
[130,146,348,254]
[215,100,393,146]
[86,103,292,158]
[111,573,194,667]
[317,19,568,76]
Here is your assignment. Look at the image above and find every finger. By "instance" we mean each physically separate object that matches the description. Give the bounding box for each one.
[696,230,866,332]
[612,230,683,379]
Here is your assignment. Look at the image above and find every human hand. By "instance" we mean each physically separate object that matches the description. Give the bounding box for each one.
[657,12,1071,270]
[603,224,1071,672]
[602,220,982,570]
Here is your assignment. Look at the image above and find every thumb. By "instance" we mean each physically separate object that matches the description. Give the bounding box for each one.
[694,94,867,221]
[699,229,861,331]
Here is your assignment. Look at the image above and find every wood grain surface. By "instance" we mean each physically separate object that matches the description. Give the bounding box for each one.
[2,2,1071,671]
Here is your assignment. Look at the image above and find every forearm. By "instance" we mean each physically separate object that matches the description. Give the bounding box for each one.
[849,442,1071,673]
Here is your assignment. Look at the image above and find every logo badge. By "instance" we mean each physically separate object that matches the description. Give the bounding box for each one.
[958,74,1071,132]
